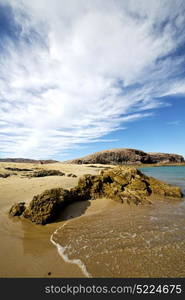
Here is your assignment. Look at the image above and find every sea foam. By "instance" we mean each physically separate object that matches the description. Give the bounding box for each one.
[50,222,92,278]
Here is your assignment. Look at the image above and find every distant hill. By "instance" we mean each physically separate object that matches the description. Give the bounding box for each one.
[65,148,184,165]
[0,158,58,164]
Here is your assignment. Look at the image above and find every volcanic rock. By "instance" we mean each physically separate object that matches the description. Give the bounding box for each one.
[10,166,183,224]
[9,202,26,216]
[5,167,33,172]
[29,169,65,178]
[22,188,71,224]
[0,173,11,178]
[149,177,183,197]
[148,152,184,164]
[67,173,77,177]
[66,148,184,165]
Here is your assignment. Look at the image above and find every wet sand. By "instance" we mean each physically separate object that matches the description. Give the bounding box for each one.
[53,198,185,277]
[0,162,185,277]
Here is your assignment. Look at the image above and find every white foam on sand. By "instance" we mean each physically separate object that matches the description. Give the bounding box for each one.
[50,222,92,278]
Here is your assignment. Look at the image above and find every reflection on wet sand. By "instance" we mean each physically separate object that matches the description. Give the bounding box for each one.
[0,210,84,277]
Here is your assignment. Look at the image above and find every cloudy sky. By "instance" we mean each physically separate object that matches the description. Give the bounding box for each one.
[0,0,185,160]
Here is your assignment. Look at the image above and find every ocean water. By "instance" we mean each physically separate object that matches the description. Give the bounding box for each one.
[52,201,185,278]
[140,166,185,195]
[52,166,185,278]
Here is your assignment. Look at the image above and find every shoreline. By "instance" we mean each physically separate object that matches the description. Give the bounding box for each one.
[49,197,119,278]
[50,221,92,278]
[0,162,115,277]
[51,196,185,278]
[0,162,185,277]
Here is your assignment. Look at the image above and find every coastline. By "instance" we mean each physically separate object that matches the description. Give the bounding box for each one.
[51,196,185,278]
[49,197,115,278]
[0,162,113,277]
[0,162,185,277]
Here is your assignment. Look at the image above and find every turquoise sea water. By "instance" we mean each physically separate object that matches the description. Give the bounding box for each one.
[140,166,185,195]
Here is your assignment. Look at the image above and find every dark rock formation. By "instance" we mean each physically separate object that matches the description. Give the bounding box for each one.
[9,166,183,224]
[73,167,182,204]
[9,202,26,216]
[67,148,150,165]
[149,177,183,197]
[148,152,184,164]
[65,148,184,165]
[29,169,65,178]
[0,173,11,178]
[5,167,33,172]
[67,173,77,177]
[23,188,71,224]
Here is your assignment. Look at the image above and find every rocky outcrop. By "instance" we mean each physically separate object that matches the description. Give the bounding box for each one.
[67,149,150,165]
[29,169,65,178]
[5,167,33,172]
[148,152,184,164]
[9,202,26,216]
[149,177,183,197]
[65,148,184,165]
[2,167,65,178]
[67,173,77,178]
[22,188,71,224]
[0,173,11,178]
[73,167,182,204]
[9,166,183,224]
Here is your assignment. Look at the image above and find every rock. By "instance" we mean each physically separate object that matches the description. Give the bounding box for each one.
[0,173,11,178]
[99,167,152,204]
[10,166,183,224]
[148,152,184,164]
[67,173,77,177]
[72,166,182,204]
[66,148,150,164]
[9,202,26,216]
[65,148,184,165]
[149,177,183,198]
[29,169,65,178]
[71,174,97,201]
[5,167,33,172]
[23,188,71,224]
[74,166,183,203]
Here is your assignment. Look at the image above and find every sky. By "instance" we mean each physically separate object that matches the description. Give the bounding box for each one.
[0,0,185,161]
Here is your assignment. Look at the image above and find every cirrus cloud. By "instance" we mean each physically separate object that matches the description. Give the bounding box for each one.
[0,0,185,159]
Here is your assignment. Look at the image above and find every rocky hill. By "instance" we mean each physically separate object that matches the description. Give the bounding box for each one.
[0,158,58,164]
[66,148,184,165]
[148,152,184,164]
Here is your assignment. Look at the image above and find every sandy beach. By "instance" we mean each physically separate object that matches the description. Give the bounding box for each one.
[1,162,185,278]
[0,162,113,277]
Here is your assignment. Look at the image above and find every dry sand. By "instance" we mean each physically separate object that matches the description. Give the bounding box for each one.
[0,162,112,277]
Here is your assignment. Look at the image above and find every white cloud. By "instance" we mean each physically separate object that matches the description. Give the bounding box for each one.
[0,0,185,158]
[162,80,185,96]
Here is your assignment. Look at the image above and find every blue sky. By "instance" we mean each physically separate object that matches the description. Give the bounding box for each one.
[0,0,185,160]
